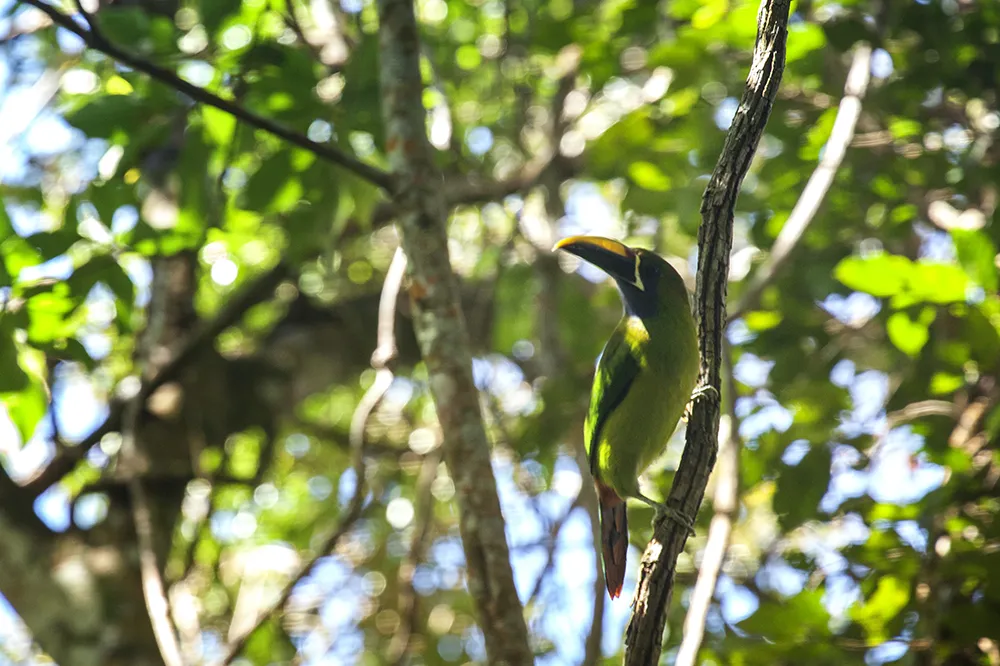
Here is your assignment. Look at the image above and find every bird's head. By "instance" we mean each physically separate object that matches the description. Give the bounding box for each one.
[553,235,688,318]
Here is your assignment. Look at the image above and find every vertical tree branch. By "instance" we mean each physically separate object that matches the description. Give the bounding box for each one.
[675,349,740,666]
[123,261,188,666]
[375,2,533,665]
[623,2,790,664]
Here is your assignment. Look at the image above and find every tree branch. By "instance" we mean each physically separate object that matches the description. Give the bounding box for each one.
[18,0,393,191]
[526,491,582,606]
[217,469,369,665]
[675,349,740,666]
[121,257,189,666]
[375,1,533,664]
[387,447,442,665]
[623,2,789,663]
[731,44,871,319]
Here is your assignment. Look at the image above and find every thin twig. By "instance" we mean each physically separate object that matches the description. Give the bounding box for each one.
[216,468,369,665]
[623,2,789,663]
[120,262,187,666]
[675,347,741,666]
[526,491,583,606]
[18,0,393,191]
[731,44,871,319]
[387,447,442,665]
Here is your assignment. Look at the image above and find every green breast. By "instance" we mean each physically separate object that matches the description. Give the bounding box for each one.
[585,309,699,499]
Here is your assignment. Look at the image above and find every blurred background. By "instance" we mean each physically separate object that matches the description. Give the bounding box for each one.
[1,0,999,664]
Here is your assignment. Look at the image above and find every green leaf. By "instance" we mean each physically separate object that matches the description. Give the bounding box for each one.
[628,161,672,191]
[886,309,934,357]
[26,291,76,344]
[785,23,826,63]
[492,265,538,353]
[68,254,136,313]
[0,319,29,392]
[0,340,47,445]
[901,262,970,306]
[743,310,782,332]
[691,0,727,30]
[200,0,242,35]
[889,117,923,140]
[94,7,151,47]
[952,229,999,292]
[930,372,964,395]
[1,379,47,446]
[66,96,147,139]
[739,589,830,642]
[773,443,831,531]
[25,228,80,260]
[201,106,238,145]
[852,576,911,644]
[834,254,913,297]
[242,151,294,212]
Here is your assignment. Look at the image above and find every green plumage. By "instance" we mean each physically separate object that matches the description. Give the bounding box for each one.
[586,301,699,498]
[554,235,700,598]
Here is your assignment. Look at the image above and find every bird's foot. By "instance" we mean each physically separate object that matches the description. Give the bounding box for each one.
[636,494,695,537]
[692,383,720,402]
[683,383,720,422]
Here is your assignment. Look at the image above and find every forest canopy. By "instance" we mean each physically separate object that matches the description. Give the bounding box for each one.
[0,0,999,664]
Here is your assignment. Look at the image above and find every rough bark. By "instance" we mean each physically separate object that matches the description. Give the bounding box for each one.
[375,1,533,665]
[623,1,790,663]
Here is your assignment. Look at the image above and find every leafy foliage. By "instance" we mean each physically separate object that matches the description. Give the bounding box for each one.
[1,0,999,664]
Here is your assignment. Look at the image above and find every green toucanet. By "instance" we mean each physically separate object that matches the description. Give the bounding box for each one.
[554,236,700,598]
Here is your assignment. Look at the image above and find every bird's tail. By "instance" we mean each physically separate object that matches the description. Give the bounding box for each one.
[596,481,627,599]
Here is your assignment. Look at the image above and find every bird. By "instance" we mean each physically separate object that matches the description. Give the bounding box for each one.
[554,235,702,598]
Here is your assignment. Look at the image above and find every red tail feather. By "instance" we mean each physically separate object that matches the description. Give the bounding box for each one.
[596,481,628,599]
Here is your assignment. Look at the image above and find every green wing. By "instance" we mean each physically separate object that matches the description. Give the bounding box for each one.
[585,326,642,476]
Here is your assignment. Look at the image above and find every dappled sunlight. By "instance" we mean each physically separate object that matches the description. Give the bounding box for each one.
[1,0,999,663]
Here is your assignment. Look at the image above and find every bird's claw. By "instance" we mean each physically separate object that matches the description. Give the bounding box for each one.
[683,383,720,422]
[692,383,720,402]
[653,503,696,537]
[637,494,696,536]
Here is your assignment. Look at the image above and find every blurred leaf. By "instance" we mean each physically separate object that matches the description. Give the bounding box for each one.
[200,0,242,35]
[68,254,136,315]
[25,229,79,260]
[834,254,913,297]
[952,229,998,292]
[0,339,47,445]
[852,576,910,644]
[492,265,537,354]
[242,151,294,212]
[773,443,831,531]
[628,161,672,191]
[886,309,934,357]
[739,589,830,642]
[0,319,29,392]
[66,96,149,139]
[785,23,826,62]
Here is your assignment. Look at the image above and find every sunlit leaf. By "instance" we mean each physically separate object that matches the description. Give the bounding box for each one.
[834,254,913,298]
[886,309,933,357]
[852,576,911,644]
[628,161,672,192]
